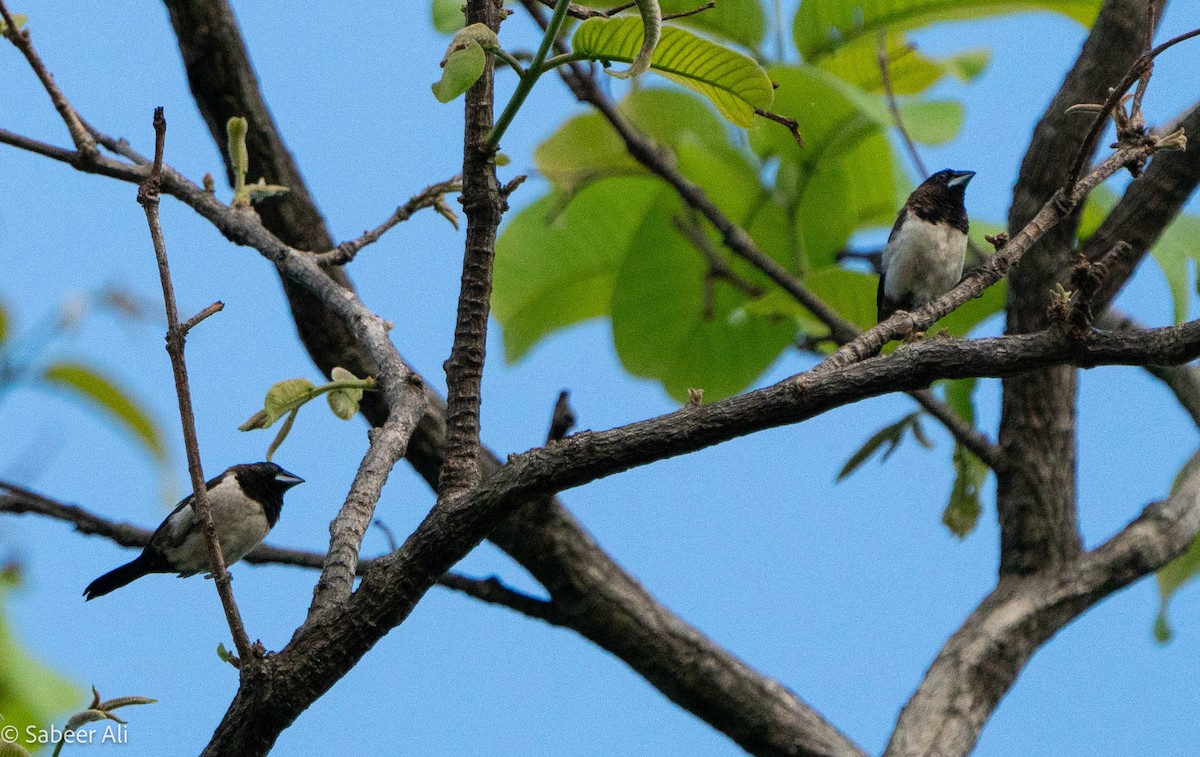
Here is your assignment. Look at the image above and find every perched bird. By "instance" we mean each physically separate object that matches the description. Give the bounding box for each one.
[84,462,304,600]
[877,169,975,323]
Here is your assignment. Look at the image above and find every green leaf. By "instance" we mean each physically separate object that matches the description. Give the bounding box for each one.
[0,300,8,345]
[0,572,79,754]
[0,13,26,34]
[610,199,798,401]
[946,48,991,81]
[216,642,238,665]
[495,178,665,361]
[943,444,986,537]
[262,378,316,426]
[581,0,767,49]
[572,17,774,127]
[1076,183,1119,241]
[40,362,166,461]
[897,100,965,145]
[227,116,249,190]
[1149,214,1200,324]
[431,0,466,33]
[326,367,366,420]
[1155,454,1200,641]
[837,412,921,480]
[751,65,899,270]
[794,0,1101,64]
[534,88,728,193]
[814,28,990,95]
[433,25,498,103]
[943,377,977,426]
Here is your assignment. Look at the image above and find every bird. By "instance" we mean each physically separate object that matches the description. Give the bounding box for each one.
[83,462,304,600]
[877,169,975,323]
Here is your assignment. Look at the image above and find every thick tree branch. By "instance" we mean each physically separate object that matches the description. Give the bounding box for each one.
[439,0,506,498]
[205,317,1200,756]
[997,0,1163,576]
[1099,309,1200,429]
[886,447,1200,756]
[130,3,867,751]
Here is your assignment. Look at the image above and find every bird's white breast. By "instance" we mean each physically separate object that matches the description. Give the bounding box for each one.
[162,474,271,575]
[882,216,967,306]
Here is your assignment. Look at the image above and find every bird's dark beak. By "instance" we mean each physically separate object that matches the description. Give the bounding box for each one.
[947,170,975,188]
[275,470,305,489]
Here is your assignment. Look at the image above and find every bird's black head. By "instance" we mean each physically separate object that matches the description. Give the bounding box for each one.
[232,462,304,526]
[905,169,974,230]
[922,169,975,197]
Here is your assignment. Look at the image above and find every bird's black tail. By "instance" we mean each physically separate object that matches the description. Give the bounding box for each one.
[84,553,157,600]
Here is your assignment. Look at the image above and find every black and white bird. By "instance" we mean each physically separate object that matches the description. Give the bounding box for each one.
[877,169,975,323]
[83,462,304,600]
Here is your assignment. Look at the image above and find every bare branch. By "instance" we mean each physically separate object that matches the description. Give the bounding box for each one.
[212,315,1200,756]
[137,107,254,664]
[886,447,1200,756]
[311,177,463,266]
[438,0,507,498]
[876,28,927,178]
[0,0,96,156]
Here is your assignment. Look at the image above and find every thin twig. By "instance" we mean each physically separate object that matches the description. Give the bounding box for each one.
[663,1,716,20]
[1064,24,1200,189]
[753,108,804,147]
[182,301,225,332]
[673,213,766,299]
[79,117,149,165]
[137,107,253,666]
[312,177,463,266]
[0,0,96,157]
[877,28,928,179]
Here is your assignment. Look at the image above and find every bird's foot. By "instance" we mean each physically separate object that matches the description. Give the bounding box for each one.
[901,330,926,345]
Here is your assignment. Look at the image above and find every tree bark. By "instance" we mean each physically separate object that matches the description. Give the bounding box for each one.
[998,0,1162,575]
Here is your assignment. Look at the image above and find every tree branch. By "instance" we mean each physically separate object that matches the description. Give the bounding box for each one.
[1083,101,1200,310]
[997,0,1164,576]
[886,446,1200,756]
[439,0,507,498]
[205,316,1200,756]
[137,107,254,663]
[0,0,96,157]
[310,177,463,266]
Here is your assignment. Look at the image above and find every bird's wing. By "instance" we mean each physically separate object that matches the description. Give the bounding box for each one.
[160,500,199,549]
[878,207,907,321]
[151,470,228,549]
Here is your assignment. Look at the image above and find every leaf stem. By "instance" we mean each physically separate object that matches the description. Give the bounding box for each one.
[486,0,573,147]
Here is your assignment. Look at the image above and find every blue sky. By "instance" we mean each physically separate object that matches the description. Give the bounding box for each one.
[2,1,1199,755]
